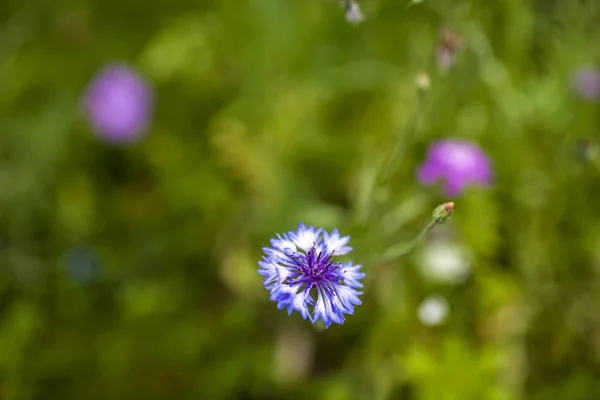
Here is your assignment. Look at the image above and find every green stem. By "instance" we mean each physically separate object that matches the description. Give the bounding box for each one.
[375,219,439,265]
[415,219,437,244]
[372,202,453,266]
[380,89,426,184]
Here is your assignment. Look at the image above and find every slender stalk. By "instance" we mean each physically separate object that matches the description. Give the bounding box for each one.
[374,202,454,265]
[379,82,427,184]
[414,218,438,243]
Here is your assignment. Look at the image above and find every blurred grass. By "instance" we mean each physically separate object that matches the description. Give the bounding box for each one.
[0,0,600,399]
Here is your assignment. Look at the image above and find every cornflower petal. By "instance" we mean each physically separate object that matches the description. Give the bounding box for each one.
[322,229,353,255]
[288,223,322,252]
[341,262,366,289]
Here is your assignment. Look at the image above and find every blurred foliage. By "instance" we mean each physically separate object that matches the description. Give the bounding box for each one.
[1,0,600,399]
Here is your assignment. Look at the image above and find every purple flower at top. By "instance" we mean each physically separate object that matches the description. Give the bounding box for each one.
[345,1,364,24]
[82,62,154,143]
[571,66,600,101]
[417,139,493,197]
[337,0,364,24]
[258,223,364,328]
[436,26,464,72]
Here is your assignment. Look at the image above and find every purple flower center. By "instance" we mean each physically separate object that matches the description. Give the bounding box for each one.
[285,245,342,289]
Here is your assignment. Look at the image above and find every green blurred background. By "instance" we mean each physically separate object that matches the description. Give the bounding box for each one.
[1,0,600,398]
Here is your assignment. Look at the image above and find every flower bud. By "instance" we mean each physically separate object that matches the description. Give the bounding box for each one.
[432,202,454,224]
[415,70,431,91]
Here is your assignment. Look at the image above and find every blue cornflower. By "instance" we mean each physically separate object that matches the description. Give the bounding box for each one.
[258,223,365,328]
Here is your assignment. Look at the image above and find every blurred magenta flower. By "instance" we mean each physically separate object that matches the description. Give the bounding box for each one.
[571,66,600,101]
[436,26,464,72]
[338,0,364,24]
[417,139,493,196]
[345,1,364,24]
[82,62,154,143]
[258,223,364,328]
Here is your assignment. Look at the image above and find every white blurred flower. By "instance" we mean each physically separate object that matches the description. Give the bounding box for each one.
[418,241,471,284]
[418,295,449,326]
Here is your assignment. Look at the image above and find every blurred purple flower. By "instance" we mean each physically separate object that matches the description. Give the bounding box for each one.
[338,0,364,24]
[82,62,154,143]
[417,139,493,196]
[436,27,464,72]
[571,66,600,101]
[345,1,364,24]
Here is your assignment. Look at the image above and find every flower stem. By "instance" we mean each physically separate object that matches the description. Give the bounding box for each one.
[415,218,438,243]
[379,78,427,184]
[375,202,454,264]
